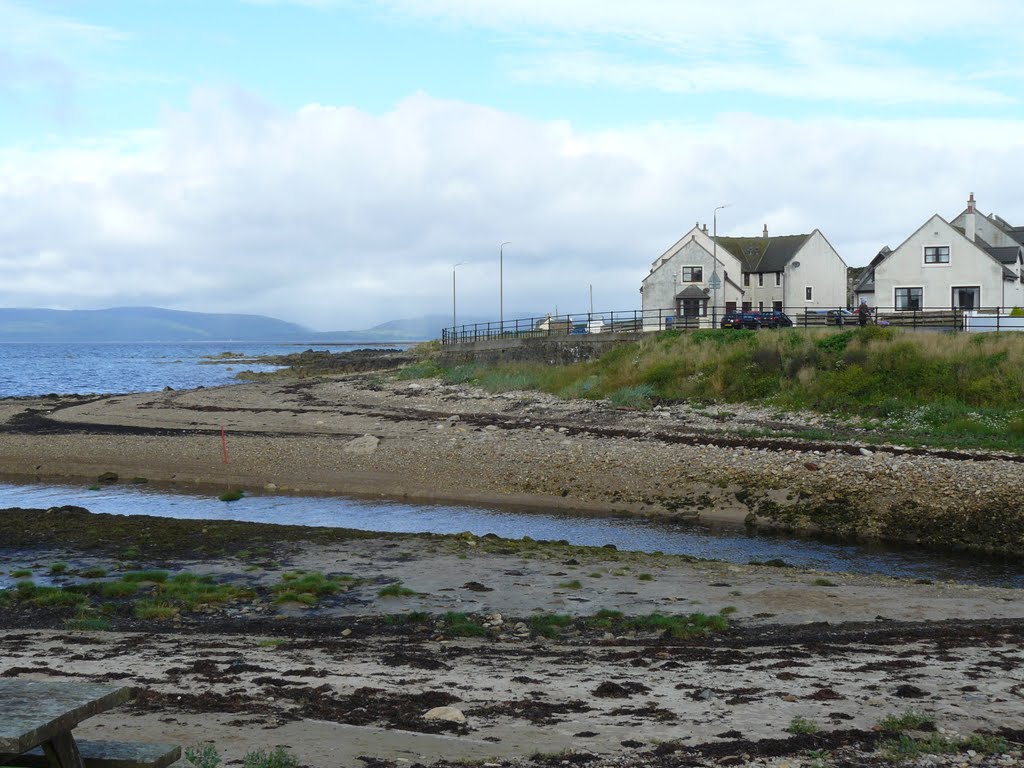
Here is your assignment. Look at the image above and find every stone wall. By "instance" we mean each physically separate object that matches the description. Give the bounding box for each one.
[439,332,645,366]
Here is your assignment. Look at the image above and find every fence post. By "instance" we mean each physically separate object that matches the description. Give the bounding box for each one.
[997,307,1001,333]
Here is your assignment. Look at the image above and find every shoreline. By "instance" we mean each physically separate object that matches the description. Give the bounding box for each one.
[0,373,1022,557]
[1,508,1022,768]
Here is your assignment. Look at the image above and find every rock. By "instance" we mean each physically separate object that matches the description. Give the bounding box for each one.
[446,415,461,422]
[97,471,118,484]
[484,425,499,431]
[804,462,819,471]
[859,448,874,457]
[423,706,466,723]
[343,434,380,455]
[341,628,352,637]
[264,483,278,492]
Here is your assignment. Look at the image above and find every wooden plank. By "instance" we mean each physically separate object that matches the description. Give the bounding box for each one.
[0,682,131,757]
[4,740,181,768]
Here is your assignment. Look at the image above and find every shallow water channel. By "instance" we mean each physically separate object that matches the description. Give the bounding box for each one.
[0,481,1021,588]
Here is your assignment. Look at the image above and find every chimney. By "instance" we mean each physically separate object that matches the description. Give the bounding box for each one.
[702,223,709,234]
[965,193,976,242]
[762,224,768,239]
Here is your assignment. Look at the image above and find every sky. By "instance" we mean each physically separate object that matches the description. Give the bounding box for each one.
[2,0,1023,331]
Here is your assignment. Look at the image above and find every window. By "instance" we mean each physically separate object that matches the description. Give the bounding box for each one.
[952,286,980,310]
[758,301,764,311]
[895,287,923,311]
[742,301,752,312]
[680,266,703,282]
[775,272,782,286]
[725,301,737,313]
[757,273,764,287]
[773,300,783,311]
[805,286,813,301]
[743,272,750,287]
[924,246,949,264]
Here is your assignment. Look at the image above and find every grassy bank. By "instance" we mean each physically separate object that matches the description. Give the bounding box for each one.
[412,327,1024,452]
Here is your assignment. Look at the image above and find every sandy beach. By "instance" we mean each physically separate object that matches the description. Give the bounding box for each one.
[1,371,1023,766]
[1,372,1023,553]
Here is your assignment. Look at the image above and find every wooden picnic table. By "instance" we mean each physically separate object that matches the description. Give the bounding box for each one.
[0,681,133,768]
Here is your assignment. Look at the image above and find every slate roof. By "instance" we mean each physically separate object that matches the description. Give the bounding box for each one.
[986,246,1021,265]
[675,284,709,299]
[714,234,812,272]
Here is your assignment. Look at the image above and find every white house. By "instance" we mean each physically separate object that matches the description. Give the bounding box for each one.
[854,195,1024,311]
[640,223,848,327]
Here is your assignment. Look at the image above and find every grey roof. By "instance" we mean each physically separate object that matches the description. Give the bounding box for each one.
[1007,227,1024,245]
[714,234,811,272]
[986,246,1021,264]
[675,284,708,299]
[852,246,890,293]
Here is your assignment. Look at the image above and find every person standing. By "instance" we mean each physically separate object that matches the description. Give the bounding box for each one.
[858,301,870,327]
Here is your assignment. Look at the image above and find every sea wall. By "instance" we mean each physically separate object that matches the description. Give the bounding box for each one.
[439,332,644,366]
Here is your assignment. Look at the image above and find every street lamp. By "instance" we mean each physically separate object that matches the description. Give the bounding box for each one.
[499,241,511,332]
[452,262,466,336]
[712,203,731,326]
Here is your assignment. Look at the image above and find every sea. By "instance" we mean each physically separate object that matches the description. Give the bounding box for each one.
[0,341,400,398]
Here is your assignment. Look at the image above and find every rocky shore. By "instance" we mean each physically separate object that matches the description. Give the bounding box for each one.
[0,509,1022,768]
[0,370,1022,556]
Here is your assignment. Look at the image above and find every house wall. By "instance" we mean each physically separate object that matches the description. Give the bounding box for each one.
[782,230,849,310]
[640,229,743,328]
[874,215,1006,310]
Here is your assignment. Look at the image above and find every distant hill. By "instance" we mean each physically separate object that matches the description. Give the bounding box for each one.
[0,307,476,343]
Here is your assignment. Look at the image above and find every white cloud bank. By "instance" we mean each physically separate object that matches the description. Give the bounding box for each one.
[1,89,1022,329]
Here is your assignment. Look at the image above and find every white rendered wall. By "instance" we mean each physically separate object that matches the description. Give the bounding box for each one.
[874,215,1005,310]
[782,230,848,310]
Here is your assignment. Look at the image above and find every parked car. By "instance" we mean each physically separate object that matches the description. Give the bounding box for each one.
[755,310,793,329]
[826,309,855,326]
[720,312,744,329]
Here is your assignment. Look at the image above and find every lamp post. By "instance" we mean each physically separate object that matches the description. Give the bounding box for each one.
[452,262,465,338]
[712,203,731,326]
[499,241,511,332]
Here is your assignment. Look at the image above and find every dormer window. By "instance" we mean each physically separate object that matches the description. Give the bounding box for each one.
[924,246,950,264]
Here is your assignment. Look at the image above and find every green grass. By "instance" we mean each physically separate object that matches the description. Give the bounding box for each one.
[442,611,487,637]
[64,613,113,631]
[133,599,179,620]
[882,732,1008,761]
[272,571,350,605]
[242,747,299,768]
[120,569,168,583]
[80,567,108,579]
[556,579,583,590]
[812,578,837,587]
[528,613,573,638]
[637,573,654,581]
[377,581,418,598]
[579,610,728,639]
[218,490,243,502]
[877,710,935,734]
[11,568,32,577]
[48,561,69,575]
[786,716,820,735]
[428,328,1024,453]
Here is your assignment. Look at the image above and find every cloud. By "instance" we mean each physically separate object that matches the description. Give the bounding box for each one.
[1,89,1022,329]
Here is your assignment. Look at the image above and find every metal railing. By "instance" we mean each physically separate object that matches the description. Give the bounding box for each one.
[441,305,1021,344]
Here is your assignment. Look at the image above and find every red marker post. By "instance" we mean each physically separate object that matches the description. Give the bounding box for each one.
[221,425,229,464]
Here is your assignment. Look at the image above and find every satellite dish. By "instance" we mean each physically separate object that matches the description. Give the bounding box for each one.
[791,261,801,268]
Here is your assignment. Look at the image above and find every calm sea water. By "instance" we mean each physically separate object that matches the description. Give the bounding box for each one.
[0,342,395,397]
[0,480,1020,588]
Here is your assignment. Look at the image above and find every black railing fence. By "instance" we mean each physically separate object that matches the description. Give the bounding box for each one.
[441,306,1024,344]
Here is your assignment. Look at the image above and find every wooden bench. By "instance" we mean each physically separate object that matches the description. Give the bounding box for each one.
[3,740,181,768]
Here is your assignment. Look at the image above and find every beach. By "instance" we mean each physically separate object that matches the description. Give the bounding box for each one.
[1,373,1023,553]
[1,372,1023,766]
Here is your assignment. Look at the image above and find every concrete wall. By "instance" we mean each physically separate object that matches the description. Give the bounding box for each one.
[876,215,1007,309]
[783,230,849,309]
[440,332,644,367]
